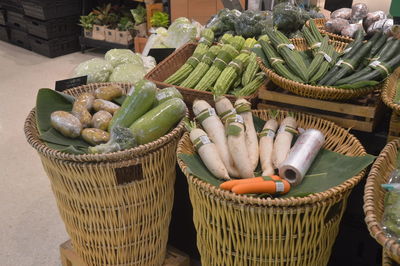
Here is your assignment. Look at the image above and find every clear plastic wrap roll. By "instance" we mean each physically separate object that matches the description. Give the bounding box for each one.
[279,129,325,186]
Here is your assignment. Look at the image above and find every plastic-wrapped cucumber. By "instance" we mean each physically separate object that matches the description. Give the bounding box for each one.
[154,87,183,106]
[129,98,186,145]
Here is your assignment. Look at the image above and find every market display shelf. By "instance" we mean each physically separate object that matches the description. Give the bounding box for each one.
[79,36,134,53]
[21,0,81,20]
[258,81,385,133]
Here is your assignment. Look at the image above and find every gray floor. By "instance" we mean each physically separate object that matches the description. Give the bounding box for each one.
[0,41,101,266]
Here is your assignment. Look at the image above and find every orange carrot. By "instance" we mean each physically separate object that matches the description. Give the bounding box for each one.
[231,179,290,195]
[220,175,281,191]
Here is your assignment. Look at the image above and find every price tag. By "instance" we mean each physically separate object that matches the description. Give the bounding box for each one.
[235,115,244,124]
[369,60,381,67]
[267,130,275,138]
[55,76,87,92]
[199,135,211,145]
[208,108,216,116]
[323,53,332,63]
[286,44,295,50]
[335,59,343,66]
[275,181,285,192]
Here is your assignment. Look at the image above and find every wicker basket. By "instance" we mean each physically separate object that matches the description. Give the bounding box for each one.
[383,250,400,266]
[145,42,260,108]
[178,109,367,266]
[259,38,381,101]
[306,18,354,44]
[24,83,187,266]
[364,139,400,264]
[382,67,400,112]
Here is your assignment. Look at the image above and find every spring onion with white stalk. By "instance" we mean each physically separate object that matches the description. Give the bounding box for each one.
[272,115,298,169]
[186,120,230,180]
[259,111,279,176]
[234,98,258,171]
[193,99,239,177]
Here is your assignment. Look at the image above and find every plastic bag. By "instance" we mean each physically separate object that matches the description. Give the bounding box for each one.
[363,11,387,31]
[73,58,113,83]
[273,2,304,33]
[163,17,197,48]
[234,10,273,38]
[351,3,369,23]
[331,8,352,20]
[141,27,168,56]
[382,169,400,241]
[206,8,241,37]
[325,18,350,34]
[108,63,146,84]
[140,54,156,73]
[105,49,143,67]
[368,19,394,35]
[341,23,363,38]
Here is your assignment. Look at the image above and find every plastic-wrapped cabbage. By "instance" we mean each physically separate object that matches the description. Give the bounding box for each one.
[163,17,197,48]
[73,58,113,83]
[105,49,143,67]
[140,54,156,73]
[108,63,146,84]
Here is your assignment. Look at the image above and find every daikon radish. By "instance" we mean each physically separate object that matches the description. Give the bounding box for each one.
[231,179,291,195]
[220,175,281,191]
[235,98,258,171]
[193,100,239,177]
[260,112,279,176]
[272,116,298,169]
[188,122,230,180]
[226,114,254,179]
[215,96,237,124]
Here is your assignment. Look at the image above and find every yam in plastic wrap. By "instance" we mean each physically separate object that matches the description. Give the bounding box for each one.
[325,18,350,34]
[331,8,352,20]
[368,19,394,35]
[351,3,369,23]
[363,11,387,31]
[341,23,364,38]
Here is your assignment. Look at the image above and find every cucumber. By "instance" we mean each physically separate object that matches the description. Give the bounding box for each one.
[154,86,183,106]
[108,79,156,131]
[129,98,186,145]
[370,34,388,57]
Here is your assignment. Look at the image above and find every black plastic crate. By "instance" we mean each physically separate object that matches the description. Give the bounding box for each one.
[6,10,26,31]
[0,25,9,41]
[10,27,30,49]
[0,9,5,25]
[0,0,23,13]
[28,34,79,58]
[21,0,81,20]
[26,15,79,39]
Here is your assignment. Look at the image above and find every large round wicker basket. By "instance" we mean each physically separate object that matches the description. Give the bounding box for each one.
[24,83,186,266]
[364,139,400,264]
[382,67,400,112]
[258,38,380,101]
[177,109,367,266]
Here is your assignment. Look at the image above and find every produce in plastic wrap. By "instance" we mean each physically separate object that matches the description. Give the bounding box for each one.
[105,49,143,67]
[108,63,146,84]
[234,10,273,38]
[351,3,369,23]
[308,9,325,19]
[363,11,387,31]
[368,19,394,35]
[341,23,364,38]
[163,17,197,48]
[382,169,400,241]
[140,54,156,73]
[273,2,308,33]
[325,18,350,34]
[73,58,113,83]
[330,8,352,20]
[207,8,241,36]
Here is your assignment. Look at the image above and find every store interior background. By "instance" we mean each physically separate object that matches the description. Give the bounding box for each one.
[0,0,394,265]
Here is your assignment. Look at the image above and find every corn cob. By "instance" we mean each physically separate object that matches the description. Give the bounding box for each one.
[242,52,259,86]
[194,44,240,91]
[235,73,266,96]
[213,53,250,96]
[180,45,221,88]
[258,35,304,83]
[164,29,214,85]
[267,29,309,82]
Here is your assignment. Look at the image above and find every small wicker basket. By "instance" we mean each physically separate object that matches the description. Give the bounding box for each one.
[145,42,260,108]
[306,18,355,43]
[364,139,400,264]
[178,109,367,266]
[24,83,187,266]
[259,38,380,101]
[382,67,400,112]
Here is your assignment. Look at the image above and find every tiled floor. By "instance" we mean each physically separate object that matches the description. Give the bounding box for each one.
[0,41,101,266]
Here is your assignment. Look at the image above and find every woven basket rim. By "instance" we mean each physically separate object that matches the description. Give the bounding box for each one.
[144,42,259,101]
[364,139,400,262]
[24,82,187,163]
[381,68,400,112]
[177,109,367,207]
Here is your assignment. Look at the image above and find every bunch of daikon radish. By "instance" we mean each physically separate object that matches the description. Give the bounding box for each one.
[187,96,297,195]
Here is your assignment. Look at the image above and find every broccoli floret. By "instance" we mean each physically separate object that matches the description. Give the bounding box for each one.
[89,126,136,154]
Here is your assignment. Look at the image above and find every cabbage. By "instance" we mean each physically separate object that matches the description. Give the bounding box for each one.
[163,17,197,48]
[140,54,156,73]
[73,58,113,83]
[108,63,146,84]
[105,49,143,67]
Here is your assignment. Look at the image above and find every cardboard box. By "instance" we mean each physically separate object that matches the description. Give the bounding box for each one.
[105,28,117,43]
[171,0,245,25]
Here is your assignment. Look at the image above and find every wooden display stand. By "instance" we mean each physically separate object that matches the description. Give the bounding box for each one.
[258,82,385,133]
[146,3,164,30]
[60,240,190,266]
[134,36,148,53]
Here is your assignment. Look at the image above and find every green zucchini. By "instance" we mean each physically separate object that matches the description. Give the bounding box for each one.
[108,80,156,131]
[129,98,186,145]
[154,86,183,106]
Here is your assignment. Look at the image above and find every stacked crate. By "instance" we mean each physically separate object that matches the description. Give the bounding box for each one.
[0,0,82,57]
